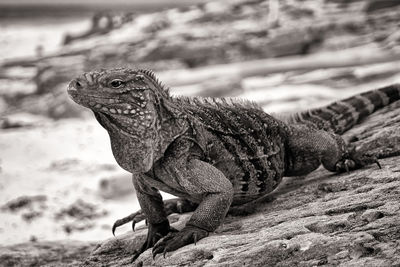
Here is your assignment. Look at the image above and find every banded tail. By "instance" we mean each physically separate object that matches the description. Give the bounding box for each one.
[284,84,400,135]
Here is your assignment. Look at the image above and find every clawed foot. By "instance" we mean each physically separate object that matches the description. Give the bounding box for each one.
[112,210,146,235]
[112,199,197,236]
[111,199,199,262]
[335,147,381,173]
[130,220,174,262]
[152,226,208,259]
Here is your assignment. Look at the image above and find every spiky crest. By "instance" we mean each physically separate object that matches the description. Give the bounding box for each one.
[137,69,170,97]
[176,96,261,111]
[133,69,261,112]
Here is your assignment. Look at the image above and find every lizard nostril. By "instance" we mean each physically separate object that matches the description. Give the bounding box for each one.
[75,80,82,89]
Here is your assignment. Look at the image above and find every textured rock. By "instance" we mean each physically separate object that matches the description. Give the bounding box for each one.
[79,97,400,266]
[365,0,400,13]
[0,241,96,267]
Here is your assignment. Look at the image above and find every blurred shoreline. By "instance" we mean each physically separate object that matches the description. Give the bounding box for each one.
[0,0,208,60]
[0,1,208,22]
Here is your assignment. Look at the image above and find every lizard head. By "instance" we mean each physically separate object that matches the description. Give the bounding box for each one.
[67,68,176,172]
[67,68,167,119]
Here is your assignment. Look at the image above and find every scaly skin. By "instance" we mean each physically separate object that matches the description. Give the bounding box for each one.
[67,68,400,261]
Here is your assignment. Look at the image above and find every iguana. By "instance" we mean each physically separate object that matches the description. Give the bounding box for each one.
[67,68,400,261]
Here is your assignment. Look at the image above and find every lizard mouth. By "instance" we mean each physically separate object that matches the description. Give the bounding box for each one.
[67,87,125,111]
[67,84,79,99]
[67,85,148,115]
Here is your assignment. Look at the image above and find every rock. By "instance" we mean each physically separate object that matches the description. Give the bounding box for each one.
[63,12,127,45]
[360,210,385,223]
[55,199,108,235]
[22,0,400,78]
[0,113,49,129]
[1,195,48,223]
[0,240,96,267]
[55,199,108,221]
[98,173,133,199]
[1,195,47,212]
[365,0,400,13]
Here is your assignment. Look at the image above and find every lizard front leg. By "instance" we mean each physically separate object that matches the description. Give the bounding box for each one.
[152,159,234,258]
[130,173,173,262]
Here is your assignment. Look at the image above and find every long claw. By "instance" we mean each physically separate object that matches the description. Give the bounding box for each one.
[375,160,382,169]
[163,248,167,258]
[131,250,140,262]
[345,163,349,173]
[193,233,198,245]
[177,201,183,213]
[132,220,136,232]
[152,245,163,259]
[112,223,117,236]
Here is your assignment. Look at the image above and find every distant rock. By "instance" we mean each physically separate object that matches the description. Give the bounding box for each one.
[55,199,108,221]
[1,195,47,212]
[55,199,109,235]
[0,113,49,129]
[1,194,48,223]
[98,173,133,199]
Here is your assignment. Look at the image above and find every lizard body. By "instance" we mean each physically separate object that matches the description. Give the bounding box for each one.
[67,68,400,260]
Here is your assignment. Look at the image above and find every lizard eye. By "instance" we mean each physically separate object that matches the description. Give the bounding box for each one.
[110,79,124,88]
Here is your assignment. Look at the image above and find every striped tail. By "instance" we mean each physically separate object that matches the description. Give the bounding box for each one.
[285,84,400,135]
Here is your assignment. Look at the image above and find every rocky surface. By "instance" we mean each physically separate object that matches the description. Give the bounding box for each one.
[0,240,96,267]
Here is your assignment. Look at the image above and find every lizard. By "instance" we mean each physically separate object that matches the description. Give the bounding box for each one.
[67,67,400,261]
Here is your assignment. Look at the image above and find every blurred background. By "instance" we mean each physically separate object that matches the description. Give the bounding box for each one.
[0,0,399,246]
